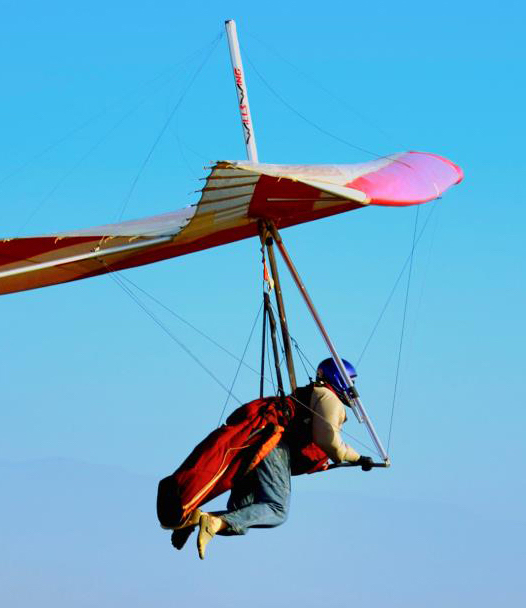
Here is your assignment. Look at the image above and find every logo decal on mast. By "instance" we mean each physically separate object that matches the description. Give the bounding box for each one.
[234,68,252,144]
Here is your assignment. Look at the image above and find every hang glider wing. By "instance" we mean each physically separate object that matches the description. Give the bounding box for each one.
[0,151,462,295]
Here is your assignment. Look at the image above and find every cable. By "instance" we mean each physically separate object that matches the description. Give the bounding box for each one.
[15,71,184,236]
[217,302,263,426]
[294,340,312,381]
[246,31,405,150]
[387,205,420,453]
[118,274,264,379]
[406,203,441,362]
[116,31,223,221]
[291,336,317,375]
[174,113,201,179]
[114,272,373,452]
[108,270,242,405]
[356,202,437,366]
[0,40,218,191]
[242,47,405,163]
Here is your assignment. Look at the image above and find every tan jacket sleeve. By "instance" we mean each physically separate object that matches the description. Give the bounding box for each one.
[311,386,360,464]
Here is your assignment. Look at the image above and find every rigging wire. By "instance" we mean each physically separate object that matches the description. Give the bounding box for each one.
[174,113,201,179]
[291,336,317,376]
[11,35,225,236]
[116,31,223,221]
[120,273,325,412]
[117,273,264,378]
[174,135,212,163]
[246,32,406,150]
[109,228,375,452]
[217,302,263,426]
[108,270,243,405]
[293,339,312,381]
[118,273,283,396]
[15,71,187,236]
[356,202,438,366]
[115,270,374,453]
[242,46,404,163]
[387,205,420,453]
[0,40,219,191]
[405,204,441,363]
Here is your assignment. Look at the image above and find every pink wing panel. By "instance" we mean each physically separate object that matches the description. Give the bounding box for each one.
[347,151,463,206]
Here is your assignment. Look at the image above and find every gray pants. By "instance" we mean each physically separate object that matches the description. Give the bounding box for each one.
[218,441,291,535]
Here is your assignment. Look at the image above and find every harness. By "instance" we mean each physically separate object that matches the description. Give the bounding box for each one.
[285,383,330,475]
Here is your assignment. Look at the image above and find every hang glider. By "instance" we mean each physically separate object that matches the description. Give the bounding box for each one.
[0,153,462,296]
[0,19,464,464]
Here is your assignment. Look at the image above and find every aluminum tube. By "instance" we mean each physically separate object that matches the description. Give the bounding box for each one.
[265,237,297,392]
[225,20,259,162]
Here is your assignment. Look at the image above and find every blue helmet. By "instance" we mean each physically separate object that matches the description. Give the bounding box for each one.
[316,357,357,395]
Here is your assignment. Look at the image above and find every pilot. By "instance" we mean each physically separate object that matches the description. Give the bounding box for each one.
[195,357,373,559]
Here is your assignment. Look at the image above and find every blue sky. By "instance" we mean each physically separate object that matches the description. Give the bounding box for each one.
[1,1,525,606]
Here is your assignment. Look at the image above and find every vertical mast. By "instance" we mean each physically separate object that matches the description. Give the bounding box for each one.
[225,19,259,162]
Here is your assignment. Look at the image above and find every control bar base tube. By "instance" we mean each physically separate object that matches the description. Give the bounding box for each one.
[326,461,389,470]
[268,222,390,464]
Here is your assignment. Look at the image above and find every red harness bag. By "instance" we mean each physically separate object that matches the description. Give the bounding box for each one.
[157,396,292,529]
